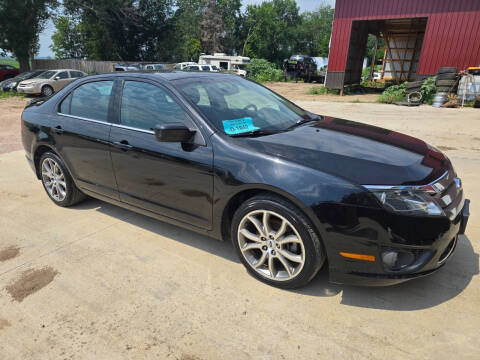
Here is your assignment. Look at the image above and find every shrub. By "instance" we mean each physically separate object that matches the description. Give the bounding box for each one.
[377,82,407,103]
[246,58,283,83]
[306,86,340,95]
[307,86,326,95]
[419,76,437,105]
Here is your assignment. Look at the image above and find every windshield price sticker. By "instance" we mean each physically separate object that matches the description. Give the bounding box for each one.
[223,117,260,135]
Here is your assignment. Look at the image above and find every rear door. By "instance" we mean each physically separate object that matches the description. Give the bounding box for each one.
[109,79,214,229]
[52,71,71,92]
[55,80,119,200]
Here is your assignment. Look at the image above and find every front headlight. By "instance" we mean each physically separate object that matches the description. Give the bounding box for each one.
[365,188,444,216]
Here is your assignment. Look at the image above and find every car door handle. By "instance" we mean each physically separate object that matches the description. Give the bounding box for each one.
[113,140,133,151]
[53,125,64,134]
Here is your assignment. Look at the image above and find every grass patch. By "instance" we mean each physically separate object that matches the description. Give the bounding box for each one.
[307,86,325,95]
[0,91,26,100]
[349,99,362,103]
[0,58,19,68]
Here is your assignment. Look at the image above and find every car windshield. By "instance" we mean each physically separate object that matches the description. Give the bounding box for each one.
[37,70,56,79]
[177,77,313,135]
[14,72,33,80]
[290,55,304,61]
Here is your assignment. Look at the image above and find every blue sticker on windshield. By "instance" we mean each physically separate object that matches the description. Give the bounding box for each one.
[222,117,260,135]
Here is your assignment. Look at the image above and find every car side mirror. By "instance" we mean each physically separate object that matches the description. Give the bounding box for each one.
[154,123,195,143]
[54,76,60,80]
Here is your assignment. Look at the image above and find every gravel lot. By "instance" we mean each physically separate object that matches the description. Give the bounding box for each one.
[0,90,479,359]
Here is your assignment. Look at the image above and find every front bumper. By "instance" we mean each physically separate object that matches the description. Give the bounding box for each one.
[327,199,470,286]
[17,86,41,94]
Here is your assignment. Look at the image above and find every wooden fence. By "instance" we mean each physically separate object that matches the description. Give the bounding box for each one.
[32,59,174,74]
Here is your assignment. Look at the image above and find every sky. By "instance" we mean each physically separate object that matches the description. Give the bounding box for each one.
[37,0,336,58]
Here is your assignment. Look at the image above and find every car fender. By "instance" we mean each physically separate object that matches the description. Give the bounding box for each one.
[210,134,376,242]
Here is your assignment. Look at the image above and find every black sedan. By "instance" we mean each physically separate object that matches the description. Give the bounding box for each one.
[21,72,470,288]
[0,70,46,92]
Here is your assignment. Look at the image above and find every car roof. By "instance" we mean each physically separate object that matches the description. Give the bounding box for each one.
[82,71,237,82]
[42,69,85,72]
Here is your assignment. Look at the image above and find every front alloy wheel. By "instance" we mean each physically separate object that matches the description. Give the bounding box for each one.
[238,210,305,281]
[232,194,325,288]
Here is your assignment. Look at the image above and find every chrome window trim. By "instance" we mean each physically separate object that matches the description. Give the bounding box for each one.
[57,112,110,125]
[363,171,449,192]
[56,112,154,134]
[112,123,154,134]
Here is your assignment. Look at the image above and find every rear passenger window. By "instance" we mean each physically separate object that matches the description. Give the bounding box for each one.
[70,71,84,78]
[62,81,114,122]
[202,66,210,71]
[121,81,189,131]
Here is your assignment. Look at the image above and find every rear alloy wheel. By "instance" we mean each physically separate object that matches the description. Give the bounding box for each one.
[232,194,325,288]
[42,157,67,202]
[40,152,86,207]
[41,85,54,97]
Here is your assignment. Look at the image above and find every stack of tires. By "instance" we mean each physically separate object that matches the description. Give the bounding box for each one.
[406,80,424,94]
[436,67,458,93]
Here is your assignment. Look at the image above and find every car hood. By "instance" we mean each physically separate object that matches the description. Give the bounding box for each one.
[240,117,450,186]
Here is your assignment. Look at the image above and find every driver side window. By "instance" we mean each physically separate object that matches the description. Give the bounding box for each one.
[120,81,190,131]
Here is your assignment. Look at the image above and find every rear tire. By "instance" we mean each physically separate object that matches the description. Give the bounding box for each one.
[407,80,424,89]
[39,152,86,207]
[437,67,457,74]
[437,86,454,93]
[436,79,457,87]
[231,194,325,289]
[437,73,458,81]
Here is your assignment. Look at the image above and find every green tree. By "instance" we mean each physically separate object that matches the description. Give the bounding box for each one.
[295,5,334,57]
[0,0,57,71]
[242,0,300,65]
[200,0,224,54]
[216,0,242,54]
[61,0,173,61]
[50,16,86,59]
[172,0,203,61]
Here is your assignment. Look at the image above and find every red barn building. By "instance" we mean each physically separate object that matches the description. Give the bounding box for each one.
[325,0,480,89]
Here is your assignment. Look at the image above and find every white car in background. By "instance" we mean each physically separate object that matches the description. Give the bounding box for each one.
[142,63,168,70]
[114,64,142,71]
[183,65,220,72]
[174,62,198,70]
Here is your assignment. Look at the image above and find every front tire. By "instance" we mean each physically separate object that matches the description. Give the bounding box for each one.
[39,152,86,207]
[41,85,54,97]
[232,194,325,289]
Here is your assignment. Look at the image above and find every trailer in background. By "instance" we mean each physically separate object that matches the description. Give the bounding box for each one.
[198,53,250,77]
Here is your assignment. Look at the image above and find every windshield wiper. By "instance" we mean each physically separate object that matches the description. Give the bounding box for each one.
[229,129,285,138]
[286,118,318,130]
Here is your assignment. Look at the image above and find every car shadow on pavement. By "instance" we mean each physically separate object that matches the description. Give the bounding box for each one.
[75,199,478,311]
[296,234,479,311]
[75,199,240,264]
